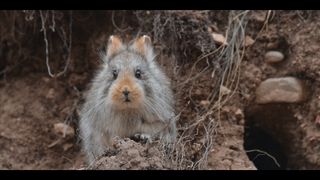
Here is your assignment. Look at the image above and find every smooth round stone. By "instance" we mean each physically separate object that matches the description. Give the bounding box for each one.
[265,51,285,63]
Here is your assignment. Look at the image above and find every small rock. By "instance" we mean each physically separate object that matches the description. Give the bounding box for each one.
[46,88,55,99]
[211,32,228,46]
[42,77,50,83]
[229,144,240,151]
[265,51,285,63]
[221,159,232,167]
[244,35,255,47]
[243,93,251,100]
[256,77,307,104]
[220,85,231,96]
[9,146,14,151]
[222,106,231,113]
[63,143,73,151]
[235,108,244,119]
[195,89,202,96]
[53,123,75,138]
[191,143,202,152]
[127,149,139,158]
[200,100,210,107]
[208,24,219,33]
[300,123,307,129]
[294,112,303,120]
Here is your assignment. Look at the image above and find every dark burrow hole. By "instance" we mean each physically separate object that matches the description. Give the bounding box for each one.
[243,104,295,170]
[244,123,288,170]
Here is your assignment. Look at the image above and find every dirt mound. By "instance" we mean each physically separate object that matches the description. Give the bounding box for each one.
[91,138,170,170]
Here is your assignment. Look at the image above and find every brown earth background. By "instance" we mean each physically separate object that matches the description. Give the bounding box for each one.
[0,10,320,170]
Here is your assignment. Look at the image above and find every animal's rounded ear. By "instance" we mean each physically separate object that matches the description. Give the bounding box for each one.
[103,35,124,62]
[142,35,151,46]
[130,35,155,62]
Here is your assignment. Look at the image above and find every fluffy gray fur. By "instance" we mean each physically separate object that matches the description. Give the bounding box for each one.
[79,36,176,164]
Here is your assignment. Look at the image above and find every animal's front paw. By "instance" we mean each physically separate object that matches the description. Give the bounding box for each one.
[132,133,152,144]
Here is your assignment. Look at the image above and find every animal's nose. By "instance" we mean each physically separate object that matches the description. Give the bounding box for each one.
[123,89,130,98]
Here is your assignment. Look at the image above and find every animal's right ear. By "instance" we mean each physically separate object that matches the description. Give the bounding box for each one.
[103,35,124,62]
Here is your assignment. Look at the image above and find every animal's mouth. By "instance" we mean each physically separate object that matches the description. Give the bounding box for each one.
[124,98,131,102]
[114,99,140,111]
[111,86,143,109]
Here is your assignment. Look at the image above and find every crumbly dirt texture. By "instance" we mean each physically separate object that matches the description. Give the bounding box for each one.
[90,138,170,170]
[0,10,319,170]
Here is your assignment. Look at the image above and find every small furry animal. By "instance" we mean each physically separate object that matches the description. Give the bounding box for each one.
[79,35,176,164]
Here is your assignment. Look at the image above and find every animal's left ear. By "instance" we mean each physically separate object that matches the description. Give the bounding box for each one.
[130,35,155,62]
[102,35,125,63]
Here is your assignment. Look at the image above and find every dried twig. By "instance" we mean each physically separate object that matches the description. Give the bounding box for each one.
[39,10,54,77]
[111,11,130,32]
[56,10,73,77]
[246,149,281,168]
[40,10,73,78]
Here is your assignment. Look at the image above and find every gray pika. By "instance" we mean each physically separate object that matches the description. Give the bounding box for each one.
[79,35,176,164]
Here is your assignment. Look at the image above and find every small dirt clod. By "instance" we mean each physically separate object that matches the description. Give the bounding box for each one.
[220,85,231,96]
[53,123,75,138]
[244,35,255,47]
[211,32,228,46]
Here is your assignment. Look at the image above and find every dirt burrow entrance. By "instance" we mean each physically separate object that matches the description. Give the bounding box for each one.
[240,10,320,170]
[244,104,303,170]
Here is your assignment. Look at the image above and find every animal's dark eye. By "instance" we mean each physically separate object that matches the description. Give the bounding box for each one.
[112,70,118,79]
[135,69,141,79]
